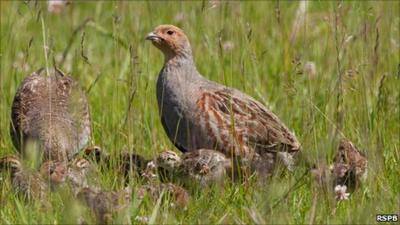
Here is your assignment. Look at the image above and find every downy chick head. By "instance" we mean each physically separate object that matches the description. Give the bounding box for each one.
[0,155,22,176]
[156,150,182,171]
[40,160,67,187]
[69,157,91,173]
[68,157,92,191]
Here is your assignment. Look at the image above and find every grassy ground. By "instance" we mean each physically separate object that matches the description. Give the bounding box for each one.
[0,1,399,224]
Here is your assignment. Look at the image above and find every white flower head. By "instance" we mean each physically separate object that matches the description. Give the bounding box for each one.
[222,41,235,52]
[48,0,68,14]
[134,216,149,223]
[303,61,317,79]
[334,185,350,201]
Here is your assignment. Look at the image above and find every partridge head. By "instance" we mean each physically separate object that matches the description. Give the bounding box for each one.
[84,146,109,165]
[0,155,22,175]
[155,150,182,183]
[156,150,182,171]
[146,25,192,61]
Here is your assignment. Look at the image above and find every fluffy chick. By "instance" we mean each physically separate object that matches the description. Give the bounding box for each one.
[156,149,231,186]
[77,187,131,224]
[0,155,48,200]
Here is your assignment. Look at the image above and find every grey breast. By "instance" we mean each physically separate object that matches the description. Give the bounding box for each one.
[156,67,193,152]
[10,68,91,161]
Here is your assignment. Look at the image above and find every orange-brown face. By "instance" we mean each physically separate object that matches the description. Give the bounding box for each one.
[146,25,191,57]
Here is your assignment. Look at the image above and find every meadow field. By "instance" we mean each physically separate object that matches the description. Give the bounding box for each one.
[0,1,399,224]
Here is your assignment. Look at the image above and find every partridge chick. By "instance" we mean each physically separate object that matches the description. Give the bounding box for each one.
[67,157,96,194]
[137,182,189,209]
[157,149,231,186]
[333,138,367,191]
[137,160,190,209]
[77,187,131,224]
[40,160,67,189]
[0,155,48,200]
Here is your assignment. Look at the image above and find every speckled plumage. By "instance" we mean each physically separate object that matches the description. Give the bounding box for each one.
[147,25,301,175]
[0,154,98,205]
[67,157,95,194]
[0,155,48,200]
[77,187,131,224]
[157,149,231,186]
[310,138,368,197]
[137,182,189,209]
[333,138,367,190]
[10,68,91,161]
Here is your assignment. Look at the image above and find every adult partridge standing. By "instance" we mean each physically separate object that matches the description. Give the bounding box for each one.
[146,25,301,175]
[10,68,91,161]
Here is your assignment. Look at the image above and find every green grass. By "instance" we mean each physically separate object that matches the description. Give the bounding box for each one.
[1,1,399,224]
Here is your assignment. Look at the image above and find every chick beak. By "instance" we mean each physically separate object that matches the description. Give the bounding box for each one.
[145,32,160,41]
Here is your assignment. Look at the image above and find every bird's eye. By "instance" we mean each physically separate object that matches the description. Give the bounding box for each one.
[167,30,174,35]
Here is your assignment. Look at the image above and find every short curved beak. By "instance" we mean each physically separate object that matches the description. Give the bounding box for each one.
[145,32,159,41]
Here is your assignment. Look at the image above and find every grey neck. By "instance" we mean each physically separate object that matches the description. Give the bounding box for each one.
[157,52,207,112]
[162,54,204,83]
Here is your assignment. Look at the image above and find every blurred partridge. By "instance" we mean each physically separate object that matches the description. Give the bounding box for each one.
[10,68,91,162]
[67,157,96,194]
[77,187,131,224]
[41,156,97,195]
[146,25,301,175]
[0,155,48,200]
[333,138,367,191]
[310,138,367,200]
[40,160,67,189]
[137,182,189,209]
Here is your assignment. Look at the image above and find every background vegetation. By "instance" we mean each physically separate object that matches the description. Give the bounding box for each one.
[0,1,399,224]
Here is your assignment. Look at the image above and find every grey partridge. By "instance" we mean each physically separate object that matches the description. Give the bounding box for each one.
[10,68,91,162]
[146,25,301,176]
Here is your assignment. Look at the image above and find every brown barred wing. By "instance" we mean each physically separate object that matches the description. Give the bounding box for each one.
[195,88,301,158]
